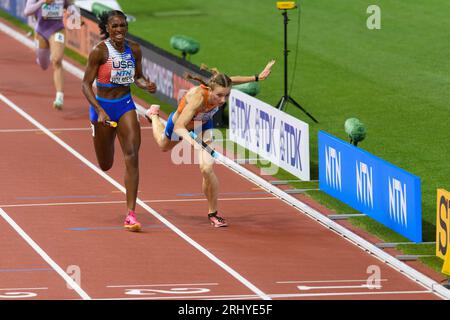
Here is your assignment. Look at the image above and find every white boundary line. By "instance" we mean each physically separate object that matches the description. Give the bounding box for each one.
[1,20,448,300]
[0,200,126,208]
[277,279,388,284]
[107,282,219,288]
[98,294,257,300]
[96,290,434,300]
[0,94,270,300]
[0,128,90,133]
[268,290,434,299]
[0,127,153,133]
[0,208,90,299]
[0,197,277,208]
[297,284,382,290]
[0,287,48,291]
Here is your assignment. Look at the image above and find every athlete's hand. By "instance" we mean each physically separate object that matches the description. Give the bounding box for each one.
[136,77,157,93]
[97,109,110,126]
[146,81,157,93]
[258,59,276,81]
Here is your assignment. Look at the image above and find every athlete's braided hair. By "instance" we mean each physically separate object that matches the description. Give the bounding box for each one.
[98,10,127,40]
[185,64,232,89]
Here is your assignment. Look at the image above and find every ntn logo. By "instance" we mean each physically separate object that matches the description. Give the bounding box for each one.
[388,177,407,227]
[356,161,373,207]
[325,146,341,190]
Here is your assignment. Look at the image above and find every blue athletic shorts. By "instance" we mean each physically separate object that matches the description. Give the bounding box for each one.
[164,111,214,141]
[89,93,136,123]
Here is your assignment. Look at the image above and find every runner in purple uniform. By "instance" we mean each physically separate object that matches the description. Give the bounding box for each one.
[24,0,77,110]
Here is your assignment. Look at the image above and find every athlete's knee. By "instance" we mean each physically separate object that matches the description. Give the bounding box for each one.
[123,146,139,165]
[99,160,113,172]
[36,48,50,70]
[51,56,63,68]
[199,163,214,176]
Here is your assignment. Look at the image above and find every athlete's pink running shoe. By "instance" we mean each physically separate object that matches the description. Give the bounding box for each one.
[124,211,141,232]
[208,212,228,228]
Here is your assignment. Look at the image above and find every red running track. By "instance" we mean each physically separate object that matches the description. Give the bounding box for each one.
[0,23,445,300]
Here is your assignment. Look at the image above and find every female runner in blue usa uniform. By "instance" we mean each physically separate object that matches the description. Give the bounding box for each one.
[82,10,156,232]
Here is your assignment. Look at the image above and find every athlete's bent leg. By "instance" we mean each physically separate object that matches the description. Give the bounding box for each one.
[36,48,51,70]
[91,122,116,171]
[35,33,50,70]
[146,106,178,151]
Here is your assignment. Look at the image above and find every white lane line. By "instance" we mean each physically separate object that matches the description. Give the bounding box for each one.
[0,93,270,301]
[146,197,276,203]
[269,290,433,299]
[0,197,277,208]
[0,287,48,291]
[107,283,219,288]
[0,128,89,133]
[205,295,259,301]
[98,294,258,300]
[0,200,126,208]
[297,284,382,291]
[277,279,388,284]
[0,208,90,299]
[95,290,434,300]
[0,127,152,133]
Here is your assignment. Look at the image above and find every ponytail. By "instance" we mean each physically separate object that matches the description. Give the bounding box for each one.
[185,73,208,86]
[185,64,232,89]
[200,64,219,76]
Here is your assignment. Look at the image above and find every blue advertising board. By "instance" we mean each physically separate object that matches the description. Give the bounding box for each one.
[0,0,28,23]
[319,131,422,242]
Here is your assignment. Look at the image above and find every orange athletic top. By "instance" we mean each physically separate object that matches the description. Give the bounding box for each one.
[176,85,219,122]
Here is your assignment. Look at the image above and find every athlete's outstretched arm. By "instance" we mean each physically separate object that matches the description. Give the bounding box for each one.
[230,59,276,84]
[24,0,46,16]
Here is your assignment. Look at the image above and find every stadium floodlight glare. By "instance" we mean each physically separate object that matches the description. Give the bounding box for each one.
[275,2,318,123]
[277,2,297,10]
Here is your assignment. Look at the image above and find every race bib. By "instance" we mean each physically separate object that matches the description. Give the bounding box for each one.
[54,32,65,43]
[41,0,64,20]
[110,59,135,85]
